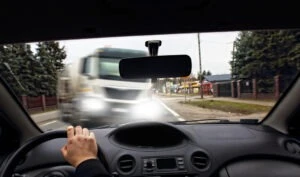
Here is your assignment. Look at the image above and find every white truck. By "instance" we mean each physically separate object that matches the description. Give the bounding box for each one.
[58,48,159,126]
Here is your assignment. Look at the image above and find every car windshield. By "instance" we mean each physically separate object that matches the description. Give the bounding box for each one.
[0,30,299,131]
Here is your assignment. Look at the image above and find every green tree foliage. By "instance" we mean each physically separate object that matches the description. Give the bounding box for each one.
[231,30,300,92]
[0,44,26,95]
[15,44,38,96]
[0,41,66,96]
[36,41,67,96]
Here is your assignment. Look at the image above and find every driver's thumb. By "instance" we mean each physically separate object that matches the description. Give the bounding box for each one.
[61,145,67,158]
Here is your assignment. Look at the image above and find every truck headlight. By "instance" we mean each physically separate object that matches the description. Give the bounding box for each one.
[80,98,105,111]
[133,101,162,119]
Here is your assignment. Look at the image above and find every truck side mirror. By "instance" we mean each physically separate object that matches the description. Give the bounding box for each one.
[81,56,97,80]
[85,74,97,80]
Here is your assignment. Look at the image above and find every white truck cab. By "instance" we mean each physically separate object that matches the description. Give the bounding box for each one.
[59,48,156,126]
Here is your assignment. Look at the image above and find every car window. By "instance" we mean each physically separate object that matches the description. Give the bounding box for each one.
[0,30,299,131]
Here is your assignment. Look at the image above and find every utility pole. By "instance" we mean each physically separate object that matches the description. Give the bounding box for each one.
[197,33,203,99]
[232,41,237,79]
[232,42,235,78]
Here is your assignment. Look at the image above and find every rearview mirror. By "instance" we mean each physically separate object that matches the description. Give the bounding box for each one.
[119,55,191,79]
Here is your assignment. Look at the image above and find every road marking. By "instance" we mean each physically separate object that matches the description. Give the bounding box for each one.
[155,98,180,117]
[178,118,186,121]
[41,120,57,126]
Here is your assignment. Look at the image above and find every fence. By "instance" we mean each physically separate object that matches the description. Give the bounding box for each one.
[213,74,296,100]
[20,95,58,112]
[238,79,253,98]
[279,75,294,93]
[235,78,276,100]
[240,80,253,93]
[256,78,275,99]
[213,82,231,97]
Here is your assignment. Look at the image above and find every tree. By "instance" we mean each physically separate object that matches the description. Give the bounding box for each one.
[14,44,37,96]
[0,41,67,97]
[231,29,300,92]
[36,41,66,96]
[0,44,25,95]
[232,30,300,79]
[230,31,254,79]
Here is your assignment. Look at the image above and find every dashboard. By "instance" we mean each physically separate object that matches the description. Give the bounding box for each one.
[11,122,300,177]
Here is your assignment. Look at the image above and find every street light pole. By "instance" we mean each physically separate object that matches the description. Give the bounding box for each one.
[197,33,203,99]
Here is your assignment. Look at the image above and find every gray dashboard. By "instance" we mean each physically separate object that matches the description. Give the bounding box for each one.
[14,123,300,177]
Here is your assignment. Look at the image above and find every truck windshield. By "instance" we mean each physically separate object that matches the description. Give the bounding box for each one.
[99,58,149,82]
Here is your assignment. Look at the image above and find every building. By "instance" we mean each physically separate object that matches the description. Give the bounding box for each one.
[204,74,232,97]
[204,74,231,83]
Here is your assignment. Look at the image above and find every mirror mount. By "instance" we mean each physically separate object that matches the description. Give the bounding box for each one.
[145,40,162,86]
[145,40,162,56]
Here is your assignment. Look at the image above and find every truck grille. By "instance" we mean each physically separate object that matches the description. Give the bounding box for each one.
[104,87,141,100]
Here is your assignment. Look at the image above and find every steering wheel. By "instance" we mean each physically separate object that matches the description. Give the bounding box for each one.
[0,130,109,177]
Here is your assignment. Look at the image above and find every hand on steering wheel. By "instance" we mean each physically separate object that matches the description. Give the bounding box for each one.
[0,127,109,177]
[61,126,98,167]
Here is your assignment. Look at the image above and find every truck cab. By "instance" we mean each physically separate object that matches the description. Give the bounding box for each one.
[59,48,155,126]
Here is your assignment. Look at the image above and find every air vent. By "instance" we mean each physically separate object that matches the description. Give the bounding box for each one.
[285,140,300,154]
[118,155,135,173]
[191,151,210,170]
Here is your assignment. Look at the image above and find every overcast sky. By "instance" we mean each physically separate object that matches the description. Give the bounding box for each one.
[54,31,239,75]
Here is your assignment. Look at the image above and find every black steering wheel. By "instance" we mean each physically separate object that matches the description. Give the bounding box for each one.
[0,130,109,177]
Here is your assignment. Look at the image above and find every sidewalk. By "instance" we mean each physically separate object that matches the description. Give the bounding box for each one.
[157,93,185,97]
[30,110,60,124]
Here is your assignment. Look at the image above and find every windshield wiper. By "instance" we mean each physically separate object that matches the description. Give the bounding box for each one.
[3,62,26,91]
[94,124,120,129]
[239,119,259,124]
[171,118,231,124]
[171,118,259,125]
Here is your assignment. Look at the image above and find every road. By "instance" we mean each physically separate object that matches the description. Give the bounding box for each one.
[31,111,70,131]
[34,97,182,131]
[33,95,270,131]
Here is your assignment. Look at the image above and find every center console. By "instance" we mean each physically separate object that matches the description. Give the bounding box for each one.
[143,156,186,175]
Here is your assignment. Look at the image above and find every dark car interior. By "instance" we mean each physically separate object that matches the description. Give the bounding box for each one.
[0,1,300,177]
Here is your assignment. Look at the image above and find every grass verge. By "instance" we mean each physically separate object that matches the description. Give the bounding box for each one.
[180,100,272,114]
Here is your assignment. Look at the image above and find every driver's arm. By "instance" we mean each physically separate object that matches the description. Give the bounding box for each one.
[76,159,109,177]
[61,126,110,177]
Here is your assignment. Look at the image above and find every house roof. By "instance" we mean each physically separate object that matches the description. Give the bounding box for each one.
[205,74,231,82]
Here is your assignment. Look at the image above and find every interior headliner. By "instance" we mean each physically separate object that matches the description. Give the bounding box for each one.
[0,0,299,44]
